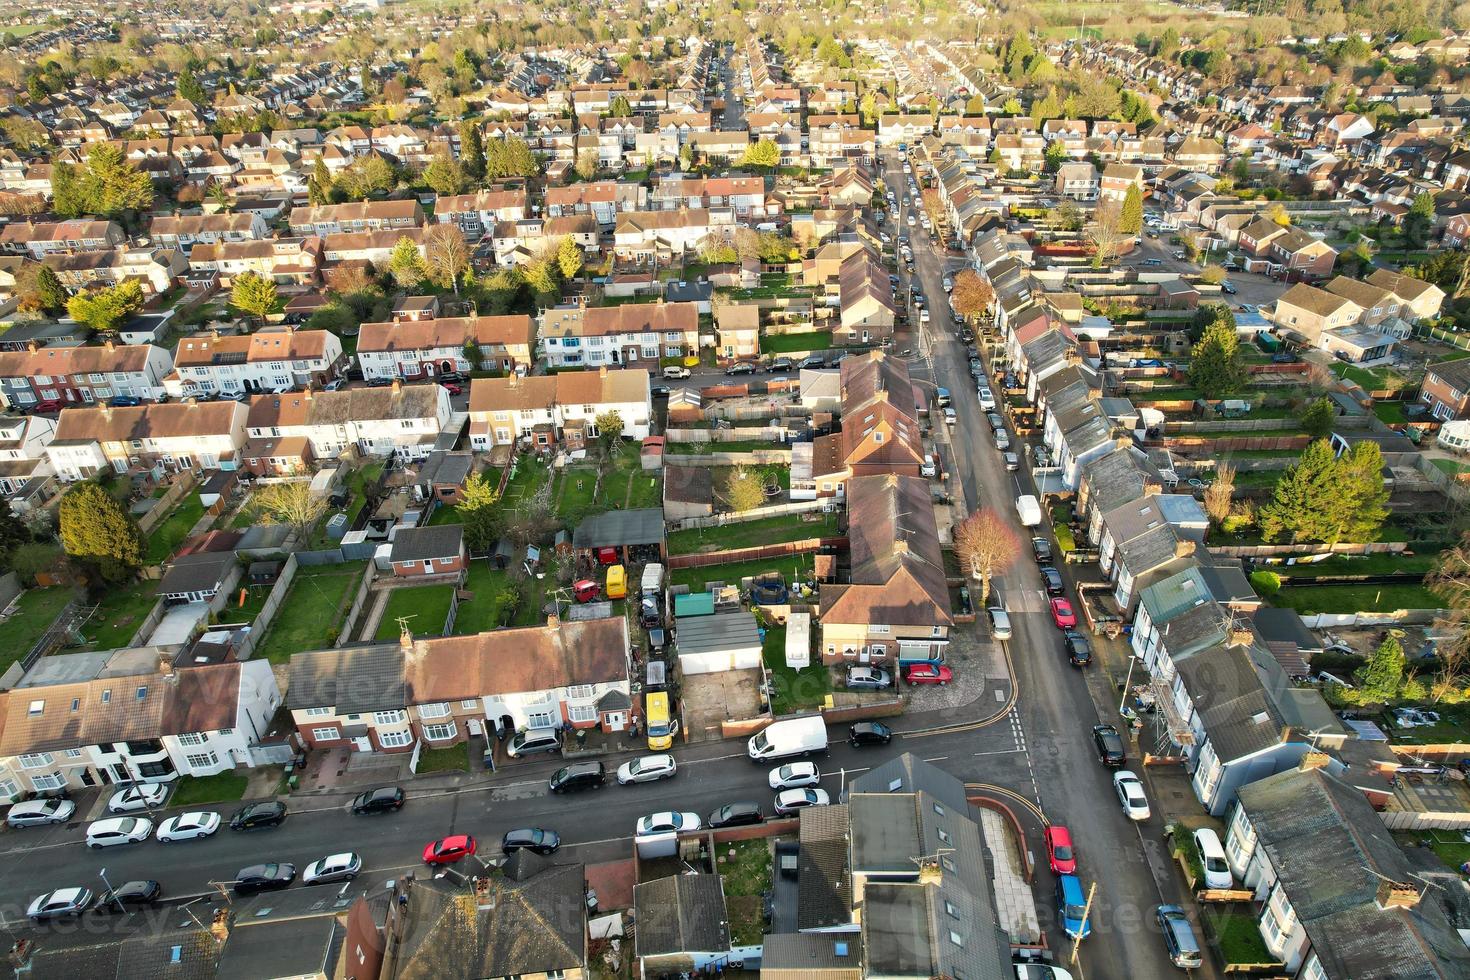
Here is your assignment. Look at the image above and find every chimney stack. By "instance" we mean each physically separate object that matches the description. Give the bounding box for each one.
[1228,627,1254,648]
[1297,750,1330,773]
[1376,880,1422,911]
[209,906,230,944]
[546,613,560,628]
[399,623,414,651]
[1174,539,1196,559]
[157,653,174,676]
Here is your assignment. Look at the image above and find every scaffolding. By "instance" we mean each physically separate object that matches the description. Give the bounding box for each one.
[1146,675,1195,758]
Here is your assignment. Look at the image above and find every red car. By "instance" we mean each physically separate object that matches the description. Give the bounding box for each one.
[439,381,463,396]
[29,399,65,415]
[423,834,477,865]
[904,663,954,686]
[1045,825,1076,875]
[1049,597,1077,629]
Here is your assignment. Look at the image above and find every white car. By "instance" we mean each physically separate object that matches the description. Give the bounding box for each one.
[156,811,220,843]
[1113,771,1151,821]
[303,851,362,885]
[635,811,702,836]
[107,784,168,814]
[6,798,76,828]
[86,816,154,849]
[769,761,822,790]
[617,754,678,785]
[977,387,996,411]
[774,788,830,815]
[27,887,92,922]
[943,407,957,426]
[1192,828,1233,889]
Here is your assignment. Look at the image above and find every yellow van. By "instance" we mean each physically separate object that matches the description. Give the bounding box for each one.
[606,563,627,599]
[645,691,675,750]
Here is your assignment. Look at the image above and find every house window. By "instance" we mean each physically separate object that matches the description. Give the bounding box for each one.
[0,779,19,802]
[567,685,594,700]
[568,704,597,723]
[19,753,53,769]
[177,733,206,746]
[460,700,479,709]
[869,624,890,634]
[30,771,66,792]
[419,703,450,719]
[311,727,341,741]
[305,707,333,717]
[373,710,406,726]
[185,751,218,769]
[423,722,457,741]
[380,729,413,748]
[63,748,84,759]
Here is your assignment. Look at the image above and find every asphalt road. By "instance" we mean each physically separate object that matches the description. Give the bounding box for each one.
[881,150,1215,980]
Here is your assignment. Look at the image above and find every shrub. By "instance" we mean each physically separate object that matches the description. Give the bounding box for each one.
[1055,524,1076,554]
[1249,570,1281,596]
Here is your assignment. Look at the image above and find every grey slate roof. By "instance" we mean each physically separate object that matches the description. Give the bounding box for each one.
[1239,766,1470,980]
[634,874,730,957]
[1080,446,1157,514]
[287,644,407,712]
[389,524,463,563]
[760,933,863,977]
[1174,643,1280,762]
[572,508,665,549]
[1115,522,1182,576]
[417,450,473,488]
[19,918,220,980]
[157,551,235,597]
[797,801,852,930]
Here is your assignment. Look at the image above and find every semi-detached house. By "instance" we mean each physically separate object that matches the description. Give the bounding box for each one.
[539,301,699,368]
[357,314,536,379]
[147,212,270,251]
[245,383,453,463]
[0,342,173,409]
[287,199,426,235]
[46,399,249,480]
[433,188,530,237]
[286,617,632,753]
[468,367,651,452]
[166,328,345,397]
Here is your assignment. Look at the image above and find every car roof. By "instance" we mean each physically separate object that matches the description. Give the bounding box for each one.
[1057,874,1085,898]
[49,887,85,903]
[90,817,137,832]
[12,799,59,813]
[1046,825,1072,843]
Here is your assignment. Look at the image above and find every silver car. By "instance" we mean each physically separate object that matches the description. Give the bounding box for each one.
[774,788,830,815]
[6,798,75,828]
[845,665,892,690]
[617,754,678,785]
[635,811,701,836]
[107,784,168,814]
[303,851,362,885]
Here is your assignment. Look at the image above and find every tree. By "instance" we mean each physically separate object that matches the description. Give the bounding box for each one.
[1300,397,1336,439]
[859,91,877,126]
[1119,184,1144,235]
[0,114,48,152]
[252,480,329,540]
[1087,205,1128,269]
[1355,634,1405,702]
[230,271,278,327]
[337,155,396,200]
[459,120,485,182]
[1203,463,1235,526]
[1428,537,1470,673]
[679,141,694,171]
[424,224,470,295]
[75,143,153,217]
[1267,202,1291,227]
[1199,264,1227,285]
[609,94,632,117]
[0,499,32,564]
[176,65,206,103]
[594,409,624,455]
[1190,309,1248,397]
[388,236,426,289]
[1259,439,1388,546]
[953,507,1020,606]
[949,270,994,322]
[17,263,68,316]
[1051,201,1084,232]
[742,137,780,169]
[1405,190,1436,248]
[723,466,765,513]
[1330,441,1390,545]
[307,158,334,205]
[454,471,503,554]
[422,153,467,196]
[66,280,143,335]
[49,161,88,219]
[556,235,583,281]
[1043,141,1068,173]
[58,482,142,582]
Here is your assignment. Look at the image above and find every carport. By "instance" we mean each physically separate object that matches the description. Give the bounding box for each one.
[572,508,666,565]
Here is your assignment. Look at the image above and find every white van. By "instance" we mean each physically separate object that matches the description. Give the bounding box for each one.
[1192,828,1233,889]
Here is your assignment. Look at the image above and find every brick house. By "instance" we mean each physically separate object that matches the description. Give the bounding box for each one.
[46,400,248,480]
[539,301,698,369]
[357,315,536,379]
[1420,358,1470,421]
[467,367,651,451]
[0,342,173,409]
[389,524,468,578]
[791,352,924,499]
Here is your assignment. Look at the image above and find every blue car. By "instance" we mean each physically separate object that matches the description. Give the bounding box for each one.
[109,395,141,407]
[1056,873,1091,940]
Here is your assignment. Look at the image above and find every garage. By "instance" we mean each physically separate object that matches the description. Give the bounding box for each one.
[673,610,763,675]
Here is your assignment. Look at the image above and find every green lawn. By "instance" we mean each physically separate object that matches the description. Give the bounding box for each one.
[1374,400,1410,425]
[669,512,839,556]
[1131,387,1201,402]
[376,585,455,640]
[214,583,272,624]
[3,24,50,38]
[0,588,74,673]
[144,492,205,564]
[415,744,469,773]
[1431,458,1470,476]
[1270,582,1445,614]
[672,554,815,594]
[1272,553,1438,578]
[761,330,832,354]
[254,564,364,663]
[1203,907,1274,966]
[1331,362,1403,391]
[168,771,248,807]
[502,456,551,508]
[719,840,774,947]
[309,462,382,548]
[554,467,601,523]
[761,624,831,715]
[666,439,789,455]
[75,581,158,650]
[453,562,547,634]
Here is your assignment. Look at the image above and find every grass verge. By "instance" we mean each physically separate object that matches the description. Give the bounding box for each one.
[169,771,249,807]
[415,744,469,773]
[144,492,205,564]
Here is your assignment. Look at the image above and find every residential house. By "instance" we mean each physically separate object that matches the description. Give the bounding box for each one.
[0,342,173,409]
[167,328,345,397]
[467,367,651,452]
[1099,162,1144,205]
[43,246,186,296]
[1365,268,1445,323]
[716,302,761,362]
[818,474,952,665]
[1420,357,1470,421]
[187,237,322,286]
[0,219,126,259]
[286,616,632,752]
[357,315,536,379]
[636,875,735,974]
[539,301,698,369]
[389,524,467,579]
[834,251,897,347]
[433,187,531,238]
[245,383,453,462]
[792,352,924,499]
[1272,283,1364,343]
[147,212,270,251]
[0,414,57,508]
[46,399,249,480]
[613,208,732,263]
[1055,161,1099,201]
[288,200,426,235]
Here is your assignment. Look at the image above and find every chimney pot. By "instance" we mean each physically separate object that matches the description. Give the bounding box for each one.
[1376,880,1422,911]
[158,653,174,675]
[546,613,560,627]
[1298,750,1330,773]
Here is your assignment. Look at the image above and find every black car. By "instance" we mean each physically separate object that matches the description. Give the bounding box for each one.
[1093,725,1126,767]
[1031,537,1054,564]
[230,801,287,831]
[798,355,826,369]
[708,801,764,829]
[1039,566,1064,596]
[1219,280,1237,295]
[1063,630,1092,667]
[93,879,162,914]
[351,786,405,815]
[233,863,296,896]
[367,377,395,387]
[501,828,560,855]
[768,358,794,373]
[725,363,755,376]
[651,383,671,399]
[640,596,662,628]
[549,761,606,793]
[436,372,465,384]
[848,721,893,748]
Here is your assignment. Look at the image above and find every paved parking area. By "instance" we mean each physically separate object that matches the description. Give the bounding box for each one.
[681,667,765,740]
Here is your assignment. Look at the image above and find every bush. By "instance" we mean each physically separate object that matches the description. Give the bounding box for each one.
[1249,570,1281,596]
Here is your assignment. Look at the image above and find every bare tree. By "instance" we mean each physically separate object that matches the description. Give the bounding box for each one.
[424,223,471,296]
[1088,204,1128,269]
[1203,463,1235,527]
[949,269,994,322]
[251,481,329,540]
[953,507,1020,606]
[723,466,766,513]
[1427,538,1470,688]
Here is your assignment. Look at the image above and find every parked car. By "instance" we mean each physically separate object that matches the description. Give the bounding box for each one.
[1039,566,1064,595]
[798,355,826,369]
[708,801,764,828]
[29,399,64,415]
[1192,828,1233,889]
[1063,631,1092,667]
[1032,537,1053,563]
[651,383,671,398]
[351,786,405,814]
[977,386,996,411]
[725,363,755,376]
[501,828,560,855]
[423,834,477,865]
[86,817,153,849]
[612,755,675,787]
[845,665,892,690]
[848,721,892,747]
[322,378,346,391]
[1219,280,1237,295]
[635,811,701,835]
[1113,771,1151,821]
[994,429,1011,451]
[92,879,161,914]
[507,727,560,757]
[230,801,287,831]
[904,663,953,685]
[27,888,93,922]
[1045,825,1076,875]
[774,788,830,815]
[943,407,957,426]
[985,412,1006,432]
[303,852,362,885]
[108,395,140,407]
[768,358,794,373]
[233,863,296,896]
[662,366,691,380]
[1049,597,1077,629]
[6,798,75,828]
[1056,874,1092,940]
[155,811,220,843]
[769,762,821,790]
[1093,725,1126,767]
[1156,905,1203,968]
[439,381,463,396]
[107,784,168,813]
[988,606,1012,640]
[1003,451,1020,472]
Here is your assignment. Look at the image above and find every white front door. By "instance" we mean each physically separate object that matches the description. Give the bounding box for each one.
[467,718,483,736]
[351,736,371,752]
